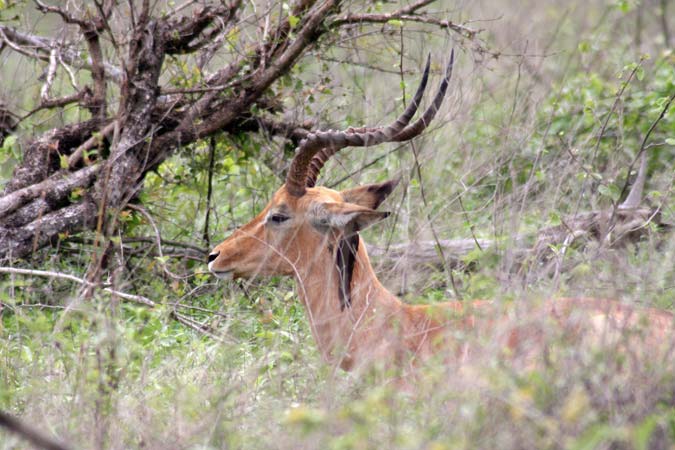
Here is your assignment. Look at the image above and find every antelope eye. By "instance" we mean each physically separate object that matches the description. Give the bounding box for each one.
[268,213,290,224]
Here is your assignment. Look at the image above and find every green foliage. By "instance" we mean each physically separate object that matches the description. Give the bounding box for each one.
[2,1,675,449]
[0,134,20,180]
[542,53,675,208]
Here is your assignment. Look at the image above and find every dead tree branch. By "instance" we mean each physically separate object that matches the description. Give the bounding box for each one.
[0,410,71,450]
[0,0,481,264]
[331,12,478,39]
[0,266,156,306]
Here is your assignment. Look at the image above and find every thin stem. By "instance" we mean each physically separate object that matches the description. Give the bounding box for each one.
[0,267,155,306]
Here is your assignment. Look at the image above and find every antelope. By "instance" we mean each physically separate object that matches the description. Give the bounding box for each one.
[208,52,673,371]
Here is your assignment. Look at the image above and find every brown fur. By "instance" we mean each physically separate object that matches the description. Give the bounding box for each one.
[209,184,674,371]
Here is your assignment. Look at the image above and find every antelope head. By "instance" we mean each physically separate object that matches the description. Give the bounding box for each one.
[208,52,454,309]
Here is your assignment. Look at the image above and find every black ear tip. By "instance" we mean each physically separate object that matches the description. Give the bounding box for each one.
[375,178,400,193]
[382,211,391,219]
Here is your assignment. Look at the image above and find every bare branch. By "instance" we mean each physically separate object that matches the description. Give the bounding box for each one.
[18,91,88,125]
[170,310,227,342]
[0,164,100,219]
[0,0,472,263]
[330,2,479,39]
[0,26,49,62]
[84,31,107,118]
[590,59,643,171]
[0,267,155,306]
[0,410,71,450]
[3,118,103,194]
[58,57,80,89]
[33,0,109,117]
[189,0,339,139]
[126,204,185,280]
[0,199,98,260]
[39,45,59,101]
[33,0,90,28]
[164,2,241,54]
[0,26,123,83]
[68,121,116,168]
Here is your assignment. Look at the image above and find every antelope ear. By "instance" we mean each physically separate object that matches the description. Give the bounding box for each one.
[313,202,390,232]
[340,178,399,210]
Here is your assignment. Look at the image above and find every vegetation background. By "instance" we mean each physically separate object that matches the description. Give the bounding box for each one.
[0,0,674,448]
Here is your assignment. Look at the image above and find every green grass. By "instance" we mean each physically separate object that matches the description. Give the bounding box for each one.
[2,0,675,448]
[3,270,675,449]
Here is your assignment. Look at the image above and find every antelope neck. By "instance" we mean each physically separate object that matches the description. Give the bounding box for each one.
[292,237,416,368]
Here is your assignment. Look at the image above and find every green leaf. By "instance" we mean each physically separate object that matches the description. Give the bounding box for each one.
[636,65,645,81]
[288,15,299,28]
[155,255,170,264]
[1,134,18,160]
[387,19,404,27]
[598,184,620,202]
[570,423,621,450]
[665,138,675,145]
[616,0,631,13]
[632,415,658,450]
[59,154,69,169]
[21,345,33,363]
[462,247,484,265]
[548,211,561,226]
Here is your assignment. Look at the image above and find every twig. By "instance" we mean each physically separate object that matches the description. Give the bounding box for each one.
[410,141,462,299]
[121,237,207,254]
[40,45,59,102]
[33,0,90,27]
[0,267,155,307]
[58,55,79,90]
[397,46,462,299]
[317,55,418,75]
[34,0,108,117]
[591,58,643,165]
[331,2,479,40]
[616,90,675,211]
[579,58,644,212]
[203,135,216,247]
[327,141,414,188]
[126,204,185,280]
[0,27,48,62]
[170,310,226,342]
[171,301,228,318]
[458,194,483,251]
[0,26,123,83]
[19,92,85,122]
[159,82,242,95]
[68,121,116,168]
[0,410,71,450]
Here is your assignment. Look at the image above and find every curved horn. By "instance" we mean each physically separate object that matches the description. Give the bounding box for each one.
[305,55,432,188]
[392,48,454,142]
[303,49,455,189]
[285,54,434,196]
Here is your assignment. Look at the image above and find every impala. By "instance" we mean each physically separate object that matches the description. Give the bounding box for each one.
[208,52,673,371]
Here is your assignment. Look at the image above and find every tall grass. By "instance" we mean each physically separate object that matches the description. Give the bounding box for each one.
[1,0,674,448]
